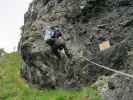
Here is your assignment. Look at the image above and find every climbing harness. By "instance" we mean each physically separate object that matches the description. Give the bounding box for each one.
[82,56,133,79]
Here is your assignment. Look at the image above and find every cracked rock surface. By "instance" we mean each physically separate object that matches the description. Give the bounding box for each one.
[19,0,133,99]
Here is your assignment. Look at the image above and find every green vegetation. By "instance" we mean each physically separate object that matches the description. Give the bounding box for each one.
[0,52,101,100]
[0,48,6,56]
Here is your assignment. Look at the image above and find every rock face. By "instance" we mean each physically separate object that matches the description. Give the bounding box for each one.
[19,0,133,99]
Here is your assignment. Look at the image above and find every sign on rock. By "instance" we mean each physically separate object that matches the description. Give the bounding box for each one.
[99,40,110,51]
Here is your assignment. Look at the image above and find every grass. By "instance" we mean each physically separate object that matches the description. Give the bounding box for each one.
[0,52,101,100]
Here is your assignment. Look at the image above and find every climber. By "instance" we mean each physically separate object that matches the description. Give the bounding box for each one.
[43,26,71,59]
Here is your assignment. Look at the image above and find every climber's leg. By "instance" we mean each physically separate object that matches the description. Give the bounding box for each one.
[52,47,61,58]
[63,44,72,58]
[54,38,72,58]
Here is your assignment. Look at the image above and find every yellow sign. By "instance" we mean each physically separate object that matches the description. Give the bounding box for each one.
[99,41,110,51]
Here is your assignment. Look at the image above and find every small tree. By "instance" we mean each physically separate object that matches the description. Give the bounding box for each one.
[0,49,6,56]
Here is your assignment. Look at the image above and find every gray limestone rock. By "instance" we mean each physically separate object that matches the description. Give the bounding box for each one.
[19,0,133,99]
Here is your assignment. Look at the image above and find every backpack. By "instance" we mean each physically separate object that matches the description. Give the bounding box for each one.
[44,29,54,40]
[44,27,63,40]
